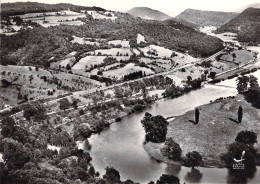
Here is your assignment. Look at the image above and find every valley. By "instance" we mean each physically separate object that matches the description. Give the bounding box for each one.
[0,2,260,184]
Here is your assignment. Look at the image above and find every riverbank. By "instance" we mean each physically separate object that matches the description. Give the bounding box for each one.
[144,95,260,168]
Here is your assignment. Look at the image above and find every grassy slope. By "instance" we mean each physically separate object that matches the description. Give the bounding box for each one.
[145,95,260,167]
[0,65,102,106]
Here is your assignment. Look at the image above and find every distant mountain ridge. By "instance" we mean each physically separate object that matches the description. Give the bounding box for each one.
[127,7,171,21]
[216,7,260,43]
[1,2,105,17]
[237,3,260,12]
[175,8,238,27]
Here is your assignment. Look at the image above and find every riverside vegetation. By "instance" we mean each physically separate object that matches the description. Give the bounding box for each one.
[142,74,260,183]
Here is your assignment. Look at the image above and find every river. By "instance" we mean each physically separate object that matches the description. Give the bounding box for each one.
[88,70,260,183]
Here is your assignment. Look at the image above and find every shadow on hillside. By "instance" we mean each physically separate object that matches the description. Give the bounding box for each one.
[189,120,197,124]
[229,118,239,124]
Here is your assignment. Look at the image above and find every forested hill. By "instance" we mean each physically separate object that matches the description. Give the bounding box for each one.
[127,7,171,21]
[175,8,238,27]
[165,18,198,29]
[215,8,260,44]
[0,12,224,67]
[1,2,105,17]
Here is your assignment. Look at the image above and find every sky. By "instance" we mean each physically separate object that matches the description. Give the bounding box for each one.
[2,0,260,16]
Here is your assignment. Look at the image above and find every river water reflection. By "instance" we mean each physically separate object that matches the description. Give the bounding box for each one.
[89,71,260,183]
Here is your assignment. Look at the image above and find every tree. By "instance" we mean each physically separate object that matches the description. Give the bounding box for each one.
[248,75,259,92]
[246,75,260,108]
[238,106,243,123]
[0,162,8,182]
[79,109,84,115]
[1,116,16,137]
[160,137,182,161]
[103,167,120,183]
[23,103,46,121]
[97,70,103,75]
[114,87,124,98]
[13,16,23,26]
[235,130,257,147]
[58,98,70,110]
[156,174,180,184]
[141,87,148,98]
[163,84,182,98]
[185,151,203,169]
[72,99,78,109]
[3,139,32,168]
[236,76,249,94]
[209,72,216,79]
[141,113,169,143]
[133,104,145,112]
[74,125,91,139]
[221,142,256,171]
[195,108,200,124]
[237,75,260,108]
[66,64,71,70]
[189,79,202,89]
[88,166,95,176]
[187,76,192,81]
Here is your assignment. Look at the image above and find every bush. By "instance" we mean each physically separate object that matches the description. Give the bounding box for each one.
[241,70,251,75]
[209,79,221,84]
[235,130,257,146]
[79,109,84,115]
[23,103,46,121]
[160,137,182,161]
[198,60,212,68]
[58,98,70,110]
[184,151,203,169]
[141,113,169,143]
[66,64,71,70]
[103,167,120,183]
[221,142,256,170]
[115,117,122,122]
[76,125,91,139]
[133,104,145,112]
[187,76,192,81]
[227,74,238,79]
[156,174,180,184]
[250,68,257,73]
[97,70,103,75]
[163,84,183,98]
[209,72,216,79]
